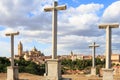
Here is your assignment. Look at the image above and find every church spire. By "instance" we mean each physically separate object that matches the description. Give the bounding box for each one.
[32,46,37,51]
[18,41,23,56]
[71,50,73,56]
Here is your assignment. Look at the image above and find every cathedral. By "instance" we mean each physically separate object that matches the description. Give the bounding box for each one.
[15,41,45,64]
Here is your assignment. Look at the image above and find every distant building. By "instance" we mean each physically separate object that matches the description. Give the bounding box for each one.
[70,51,92,61]
[15,41,45,64]
[15,42,120,65]
[59,55,71,60]
[111,54,120,64]
[97,54,120,64]
[83,55,92,60]
[18,41,23,56]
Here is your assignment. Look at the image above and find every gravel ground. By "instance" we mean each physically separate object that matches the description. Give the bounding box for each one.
[0,73,104,80]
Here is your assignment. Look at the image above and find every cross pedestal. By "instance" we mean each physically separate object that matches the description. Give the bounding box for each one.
[7,66,19,80]
[44,59,61,80]
[102,69,113,80]
[91,67,96,75]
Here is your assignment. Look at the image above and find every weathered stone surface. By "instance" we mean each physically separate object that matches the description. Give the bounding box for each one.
[102,69,113,80]
[5,32,19,80]
[99,23,119,69]
[7,66,19,80]
[44,1,66,80]
[44,1,66,59]
[5,32,19,67]
[44,59,61,80]
[91,67,96,76]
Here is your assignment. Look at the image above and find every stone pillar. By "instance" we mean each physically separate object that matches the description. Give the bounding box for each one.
[44,1,66,80]
[99,23,119,80]
[89,42,99,75]
[106,27,111,69]
[5,32,19,80]
[52,1,57,59]
[11,35,14,67]
[44,1,66,60]
[92,46,95,68]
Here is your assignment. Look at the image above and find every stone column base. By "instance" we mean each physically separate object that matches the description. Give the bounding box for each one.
[102,68,113,80]
[44,59,61,80]
[7,66,19,80]
[91,67,96,75]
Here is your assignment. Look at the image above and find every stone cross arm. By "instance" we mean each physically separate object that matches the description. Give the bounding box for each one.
[89,45,99,48]
[99,23,119,29]
[5,32,19,36]
[44,2,66,12]
[44,5,66,12]
[89,42,99,48]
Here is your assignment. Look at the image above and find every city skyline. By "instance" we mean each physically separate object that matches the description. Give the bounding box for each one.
[0,0,120,57]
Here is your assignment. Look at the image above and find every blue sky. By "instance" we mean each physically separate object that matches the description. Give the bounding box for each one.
[0,0,120,57]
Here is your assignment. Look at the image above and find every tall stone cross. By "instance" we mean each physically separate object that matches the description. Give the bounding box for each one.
[89,42,99,68]
[44,1,66,59]
[99,23,119,69]
[5,32,19,67]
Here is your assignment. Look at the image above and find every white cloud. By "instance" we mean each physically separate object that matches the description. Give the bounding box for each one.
[1,0,120,57]
[57,34,105,55]
[0,0,52,30]
[102,1,120,23]
[0,1,105,56]
[68,13,99,30]
[0,28,15,37]
[66,3,104,15]
[76,3,104,14]
[0,41,10,57]
[58,3,103,36]
[101,1,120,54]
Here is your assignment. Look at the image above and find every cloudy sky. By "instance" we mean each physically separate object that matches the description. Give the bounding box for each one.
[0,0,120,57]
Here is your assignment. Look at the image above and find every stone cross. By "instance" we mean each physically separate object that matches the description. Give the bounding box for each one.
[44,1,66,59]
[89,42,99,68]
[99,23,119,69]
[5,32,19,67]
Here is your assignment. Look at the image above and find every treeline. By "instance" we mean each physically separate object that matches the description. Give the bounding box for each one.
[0,57,45,75]
[61,58,105,74]
[0,57,105,75]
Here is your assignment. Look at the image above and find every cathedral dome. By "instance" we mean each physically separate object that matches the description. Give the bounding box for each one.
[32,46,37,51]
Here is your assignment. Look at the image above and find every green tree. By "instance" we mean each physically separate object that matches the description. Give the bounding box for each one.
[61,58,105,74]
[15,58,45,75]
[0,57,10,72]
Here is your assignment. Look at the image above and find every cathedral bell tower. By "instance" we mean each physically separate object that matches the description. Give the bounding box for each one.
[18,41,23,56]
